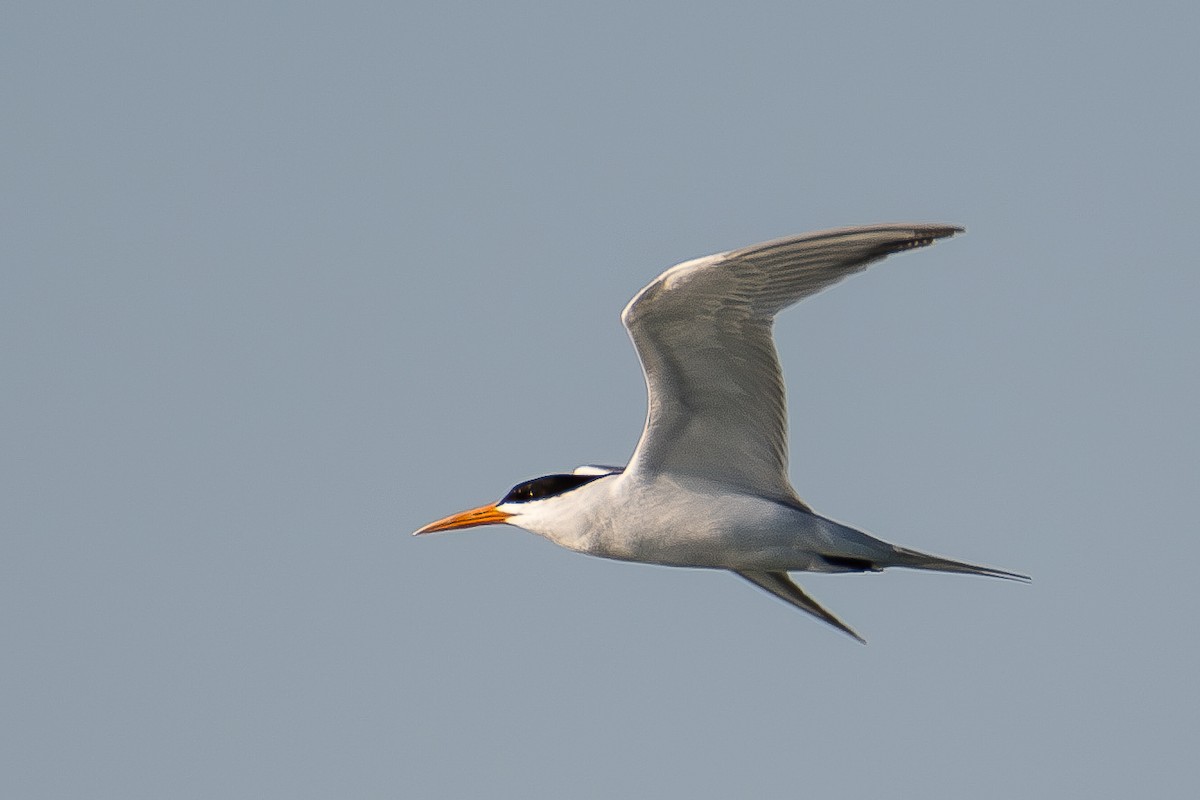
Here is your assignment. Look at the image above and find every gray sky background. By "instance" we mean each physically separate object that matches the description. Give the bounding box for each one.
[4,2,1198,798]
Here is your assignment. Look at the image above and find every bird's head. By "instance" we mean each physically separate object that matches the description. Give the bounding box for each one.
[413,467,620,536]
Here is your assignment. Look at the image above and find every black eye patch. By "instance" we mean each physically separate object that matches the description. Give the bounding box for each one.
[501,473,607,504]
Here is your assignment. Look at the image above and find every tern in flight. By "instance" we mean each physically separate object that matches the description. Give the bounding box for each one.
[416,224,1027,642]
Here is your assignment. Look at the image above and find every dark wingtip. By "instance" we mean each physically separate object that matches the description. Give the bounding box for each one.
[882,225,964,254]
[928,223,965,237]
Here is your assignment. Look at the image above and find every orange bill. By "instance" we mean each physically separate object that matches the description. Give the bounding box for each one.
[414,503,512,535]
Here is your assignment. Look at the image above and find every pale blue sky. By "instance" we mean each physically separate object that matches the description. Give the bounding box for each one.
[4,2,1198,798]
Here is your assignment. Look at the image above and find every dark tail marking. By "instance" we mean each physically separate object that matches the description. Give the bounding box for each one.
[820,555,881,572]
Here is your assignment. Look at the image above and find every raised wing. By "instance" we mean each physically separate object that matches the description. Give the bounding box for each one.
[621,223,963,500]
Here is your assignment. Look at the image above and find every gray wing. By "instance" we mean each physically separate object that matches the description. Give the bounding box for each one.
[734,570,865,643]
[621,223,963,500]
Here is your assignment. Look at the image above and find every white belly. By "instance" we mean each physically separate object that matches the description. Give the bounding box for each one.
[531,472,888,572]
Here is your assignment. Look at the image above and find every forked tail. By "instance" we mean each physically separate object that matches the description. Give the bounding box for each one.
[889,546,1030,582]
